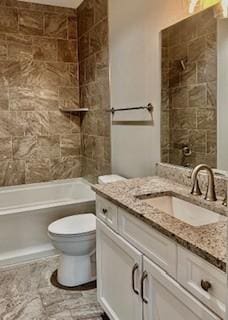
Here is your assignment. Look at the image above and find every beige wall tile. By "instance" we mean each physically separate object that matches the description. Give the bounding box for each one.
[12,136,37,160]
[197,109,216,130]
[68,63,79,86]
[25,158,51,183]
[23,111,49,136]
[189,84,207,108]
[0,40,7,60]
[50,157,81,180]
[0,159,25,186]
[0,7,18,33]
[94,0,107,24]
[78,0,94,36]
[71,114,81,133]
[59,87,80,109]
[0,137,12,160]
[7,34,32,60]
[68,16,77,40]
[49,111,72,135]
[60,134,81,157]
[44,13,67,39]
[37,135,60,160]
[57,40,77,63]
[78,34,89,61]
[0,100,9,111]
[89,19,108,55]
[0,111,24,137]
[18,10,44,36]
[32,37,57,61]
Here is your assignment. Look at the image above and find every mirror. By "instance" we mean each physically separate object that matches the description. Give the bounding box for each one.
[161,7,228,171]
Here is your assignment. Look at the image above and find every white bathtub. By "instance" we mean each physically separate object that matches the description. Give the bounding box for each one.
[0,178,95,265]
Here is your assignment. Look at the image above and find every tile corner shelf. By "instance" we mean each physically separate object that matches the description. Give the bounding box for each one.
[59,108,89,113]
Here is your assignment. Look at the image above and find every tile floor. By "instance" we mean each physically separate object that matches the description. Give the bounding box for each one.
[0,255,103,320]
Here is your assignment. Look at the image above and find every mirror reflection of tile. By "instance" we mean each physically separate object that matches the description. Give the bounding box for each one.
[161,8,217,168]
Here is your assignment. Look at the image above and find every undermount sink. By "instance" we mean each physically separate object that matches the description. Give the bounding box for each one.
[138,195,226,227]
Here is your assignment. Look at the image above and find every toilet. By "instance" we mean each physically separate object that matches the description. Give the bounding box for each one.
[48,214,96,287]
[48,175,126,288]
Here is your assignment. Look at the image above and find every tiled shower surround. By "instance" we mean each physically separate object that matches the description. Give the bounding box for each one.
[0,0,110,186]
[78,0,111,181]
[161,8,217,168]
[0,0,81,185]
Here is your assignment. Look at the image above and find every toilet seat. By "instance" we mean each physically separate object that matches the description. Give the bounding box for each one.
[48,214,96,237]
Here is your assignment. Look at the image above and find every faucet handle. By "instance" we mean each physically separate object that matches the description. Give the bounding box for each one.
[191,178,202,196]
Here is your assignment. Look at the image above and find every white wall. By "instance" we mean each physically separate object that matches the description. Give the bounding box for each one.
[218,19,228,171]
[109,0,191,178]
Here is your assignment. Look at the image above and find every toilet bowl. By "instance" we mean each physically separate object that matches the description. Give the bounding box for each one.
[48,175,126,288]
[48,214,96,287]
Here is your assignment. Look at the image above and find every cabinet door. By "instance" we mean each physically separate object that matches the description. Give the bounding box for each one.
[143,257,220,320]
[96,219,143,320]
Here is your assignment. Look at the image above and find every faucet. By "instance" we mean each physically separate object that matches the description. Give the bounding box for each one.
[191,164,217,202]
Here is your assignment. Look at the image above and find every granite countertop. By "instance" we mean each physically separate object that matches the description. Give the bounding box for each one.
[92,176,228,272]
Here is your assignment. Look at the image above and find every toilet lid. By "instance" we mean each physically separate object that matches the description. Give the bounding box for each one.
[48,214,96,236]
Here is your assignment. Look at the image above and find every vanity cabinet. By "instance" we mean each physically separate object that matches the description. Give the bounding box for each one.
[96,219,143,320]
[96,196,225,320]
[177,247,226,319]
[143,257,220,320]
[96,195,118,231]
[118,207,177,278]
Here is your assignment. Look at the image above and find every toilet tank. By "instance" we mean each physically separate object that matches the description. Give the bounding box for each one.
[98,175,127,184]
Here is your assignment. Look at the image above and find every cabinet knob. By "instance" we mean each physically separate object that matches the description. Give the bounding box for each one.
[102,208,108,215]
[201,280,212,292]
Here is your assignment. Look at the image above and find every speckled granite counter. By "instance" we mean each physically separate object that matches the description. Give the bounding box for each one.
[92,176,228,272]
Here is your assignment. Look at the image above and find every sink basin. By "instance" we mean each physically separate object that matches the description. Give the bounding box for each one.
[139,196,226,227]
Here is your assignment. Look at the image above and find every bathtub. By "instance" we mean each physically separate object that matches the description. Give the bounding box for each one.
[0,178,95,265]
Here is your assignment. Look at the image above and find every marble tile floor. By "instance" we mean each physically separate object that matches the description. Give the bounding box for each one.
[0,255,103,320]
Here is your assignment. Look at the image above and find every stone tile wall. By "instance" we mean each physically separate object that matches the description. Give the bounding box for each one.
[77,0,111,182]
[0,0,81,185]
[161,8,217,168]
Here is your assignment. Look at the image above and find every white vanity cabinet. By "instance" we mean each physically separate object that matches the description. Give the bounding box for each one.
[143,257,220,320]
[177,246,227,318]
[96,196,225,320]
[96,195,118,231]
[96,219,143,320]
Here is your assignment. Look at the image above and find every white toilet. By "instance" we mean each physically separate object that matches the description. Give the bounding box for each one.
[48,214,96,287]
[48,175,126,288]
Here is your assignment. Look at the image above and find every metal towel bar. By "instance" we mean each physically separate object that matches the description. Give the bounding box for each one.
[107,103,154,114]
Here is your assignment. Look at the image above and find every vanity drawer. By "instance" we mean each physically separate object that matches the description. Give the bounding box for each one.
[177,246,226,319]
[118,208,177,278]
[96,195,118,231]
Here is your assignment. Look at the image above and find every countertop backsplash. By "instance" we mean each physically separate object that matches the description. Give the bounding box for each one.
[156,163,228,199]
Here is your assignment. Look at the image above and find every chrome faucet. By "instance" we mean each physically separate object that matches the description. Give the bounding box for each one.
[191,164,217,202]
